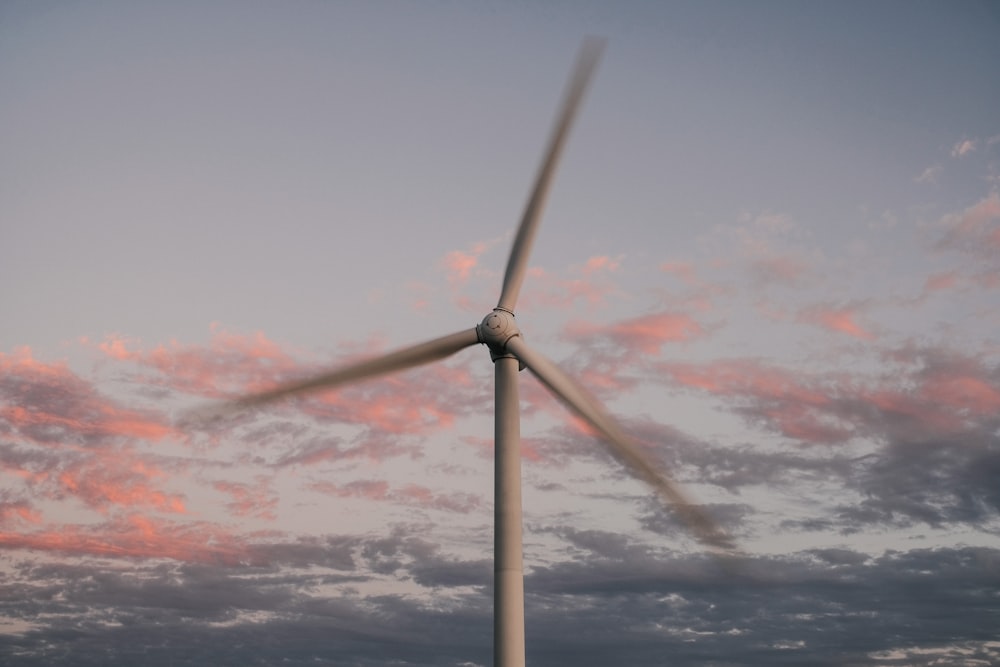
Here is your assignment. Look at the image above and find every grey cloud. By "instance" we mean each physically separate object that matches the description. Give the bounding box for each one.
[2,527,997,666]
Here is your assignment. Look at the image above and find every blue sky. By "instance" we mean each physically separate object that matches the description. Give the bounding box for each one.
[2,1,999,665]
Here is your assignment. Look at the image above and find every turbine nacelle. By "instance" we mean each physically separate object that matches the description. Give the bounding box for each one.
[478,308,524,365]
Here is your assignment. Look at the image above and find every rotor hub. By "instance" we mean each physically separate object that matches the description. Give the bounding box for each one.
[478,308,522,360]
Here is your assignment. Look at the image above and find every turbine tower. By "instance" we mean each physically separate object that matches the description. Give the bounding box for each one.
[209,37,732,667]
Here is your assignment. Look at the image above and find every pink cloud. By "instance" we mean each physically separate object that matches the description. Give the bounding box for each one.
[93,325,480,439]
[659,349,1000,444]
[0,347,178,444]
[55,454,187,514]
[213,477,278,520]
[937,192,1000,256]
[302,371,467,436]
[798,304,875,340]
[90,326,318,400]
[663,359,830,406]
[441,241,489,284]
[582,255,621,275]
[98,333,141,360]
[516,275,617,311]
[858,368,1000,436]
[0,498,41,525]
[566,311,704,356]
[0,514,254,564]
[659,358,856,443]
[923,271,959,294]
[919,373,1000,416]
[512,261,624,312]
[0,347,198,515]
[559,279,614,306]
[2,444,188,515]
[610,312,703,354]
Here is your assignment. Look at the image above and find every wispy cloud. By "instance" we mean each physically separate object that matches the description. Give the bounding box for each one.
[312,476,483,515]
[581,255,622,275]
[0,514,253,564]
[797,303,875,340]
[213,477,279,520]
[951,138,977,157]
[922,270,960,295]
[89,327,303,399]
[749,254,810,286]
[915,164,941,184]
[513,268,621,312]
[936,191,1000,258]
[565,311,706,356]
[659,261,699,286]
[441,241,490,284]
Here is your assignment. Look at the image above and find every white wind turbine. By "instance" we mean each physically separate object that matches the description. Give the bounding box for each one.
[208,37,733,667]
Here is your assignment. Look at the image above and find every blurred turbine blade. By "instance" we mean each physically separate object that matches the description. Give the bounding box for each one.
[496,36,605,313]
[200,327,481,416]
[505,336,735,553]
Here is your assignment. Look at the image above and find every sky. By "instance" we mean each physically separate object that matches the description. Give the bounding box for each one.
[1,1,999,665]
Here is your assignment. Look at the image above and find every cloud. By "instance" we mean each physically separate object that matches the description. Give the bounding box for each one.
[654,345,1000,530]
[663,346,1000,439]
[295,358,486,437]
[915,164,941,183]
[441,241,489,284]
[90,327,487,441]
[3,516,997,667]
[514,273,619,311]
[0,348,193,515]
[581,255,621,275]
[922,270,960,295]
[546,311,709,410]
[98,333,141,361]
[658,358,850,445]
[797,303,875,340]
[747,211,796,233]
[565,311,705,356]
[505,258,627,312]
[309,479,481,513]
[659,261,699,286]
[748,254,809,286]
[114,326,303,398]
[0,491,41,525]
[951,138,976,157]
[0,514,252,564]
[1,347,178,444]
[213,477,278,520]
[523,541,1000,666]
[936,191,1000,258]
[55,452,187,514]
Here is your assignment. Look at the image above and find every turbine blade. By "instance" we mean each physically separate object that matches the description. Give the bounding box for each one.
[203,327,481,414]
[496,36,605,313]
[505,336,735,553]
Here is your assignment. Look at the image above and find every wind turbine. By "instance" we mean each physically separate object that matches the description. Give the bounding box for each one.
[208,37,732,667]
